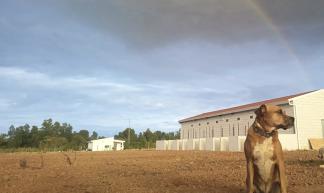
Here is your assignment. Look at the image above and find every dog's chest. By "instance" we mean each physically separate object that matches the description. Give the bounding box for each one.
[253,137,275,182]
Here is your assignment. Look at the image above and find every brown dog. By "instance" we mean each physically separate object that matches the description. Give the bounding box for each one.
[244,104,294,193]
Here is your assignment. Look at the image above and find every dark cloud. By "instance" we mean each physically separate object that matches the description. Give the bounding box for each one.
[0,0,323,135]
[54,0,324,49]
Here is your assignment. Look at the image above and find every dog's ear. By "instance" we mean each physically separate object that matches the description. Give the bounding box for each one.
[255,104,267,116]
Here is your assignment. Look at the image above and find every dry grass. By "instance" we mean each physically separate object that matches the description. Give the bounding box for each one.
[0,151,323,193]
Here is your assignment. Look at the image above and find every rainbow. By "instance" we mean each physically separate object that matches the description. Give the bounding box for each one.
[246,0,312,86]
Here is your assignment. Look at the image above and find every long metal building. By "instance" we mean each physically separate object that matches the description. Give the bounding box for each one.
[156,89,324,151]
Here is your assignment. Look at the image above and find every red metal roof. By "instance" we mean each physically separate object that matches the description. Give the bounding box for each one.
[179,91,314,123]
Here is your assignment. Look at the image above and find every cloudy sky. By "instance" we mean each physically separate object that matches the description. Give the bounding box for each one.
[0,0,323,136]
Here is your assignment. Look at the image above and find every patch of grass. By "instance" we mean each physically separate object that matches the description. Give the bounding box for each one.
[286,159,324,166]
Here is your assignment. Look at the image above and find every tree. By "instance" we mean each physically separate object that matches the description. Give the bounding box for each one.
[90,131,98,140]
[40,119,54,137]
[60,123,73,141]
[21,124,31,147]
[115,128,137,149]
[69,134,88,150]
[175,130,181,139]
[40,136,68,150]
[0,134,8,147]
[8,125,15,137]
[6,124,30,148]
[0,119,98,151]
[0,118,181,151]
[143,129,154,148]
[78,130,89,141]
[137,132,147,149]
[30,126,40,147]
[154,131,163,140]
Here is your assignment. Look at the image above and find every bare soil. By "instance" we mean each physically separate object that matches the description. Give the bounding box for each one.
[0,150,323,193]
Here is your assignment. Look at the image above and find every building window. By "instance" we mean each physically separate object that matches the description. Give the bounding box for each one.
[216,121,218,123]
[207,122,209,125]
[199,123,201,126]
[250,115,253,119]
[237,118,240,121]
[226,119,229,122]
[191,124,193,127]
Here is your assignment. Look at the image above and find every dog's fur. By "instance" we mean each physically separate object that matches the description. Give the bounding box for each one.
[244,104,294,193]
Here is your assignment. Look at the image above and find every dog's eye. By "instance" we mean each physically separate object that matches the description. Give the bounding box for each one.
[278,110,283,114]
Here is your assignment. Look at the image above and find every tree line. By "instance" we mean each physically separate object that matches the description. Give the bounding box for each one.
[114,128,180,149]
[0,119,99,151]
[0,119,180,151]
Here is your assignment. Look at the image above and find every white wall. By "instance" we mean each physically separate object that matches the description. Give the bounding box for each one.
[205,138,214,151]
[194,139,200,150]
[88,138,113,151]
[214,138,221,151]
[279,134,298,150]
[170,140,180,150]
[220,137,229,151]
[114,141,124,151]
[88,142,93,150]
[179,139,187,150]
[88,138,125,151]
[199,138,206,150]
[228,136,246,152]
[290,90,324,149]
[156,140,168,150]
[229,136,239,151]
[186,139,194,150]
[156,134,299,151]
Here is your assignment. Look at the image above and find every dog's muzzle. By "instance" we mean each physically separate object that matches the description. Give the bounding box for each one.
[280,116,295,130]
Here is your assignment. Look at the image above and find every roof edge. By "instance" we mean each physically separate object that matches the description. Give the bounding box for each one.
[179,90,316,123]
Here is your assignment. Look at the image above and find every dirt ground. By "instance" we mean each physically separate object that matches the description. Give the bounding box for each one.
[0,150,323,193]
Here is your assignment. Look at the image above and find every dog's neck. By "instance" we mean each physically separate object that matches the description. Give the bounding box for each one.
[252,121,276,138]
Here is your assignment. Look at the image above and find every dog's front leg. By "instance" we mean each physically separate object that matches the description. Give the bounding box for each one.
[246,159,254,193]
[278,159,287,193]
[276,143,287,193]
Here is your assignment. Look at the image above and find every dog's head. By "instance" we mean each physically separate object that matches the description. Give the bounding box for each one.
[255,104,295,133]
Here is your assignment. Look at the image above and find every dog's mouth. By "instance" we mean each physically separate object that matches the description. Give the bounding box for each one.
[276,124,289,130]
[276,122,293,130]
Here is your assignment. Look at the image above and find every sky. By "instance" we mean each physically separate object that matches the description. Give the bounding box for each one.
[0,0,323,136]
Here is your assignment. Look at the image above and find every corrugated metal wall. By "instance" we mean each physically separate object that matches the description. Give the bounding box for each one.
[181,104,295,139]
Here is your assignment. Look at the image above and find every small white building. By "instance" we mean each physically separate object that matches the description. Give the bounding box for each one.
[157,89,324,151]
[87,137,125,151]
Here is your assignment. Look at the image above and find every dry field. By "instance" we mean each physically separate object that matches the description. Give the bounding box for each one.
[0,150,323,193]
